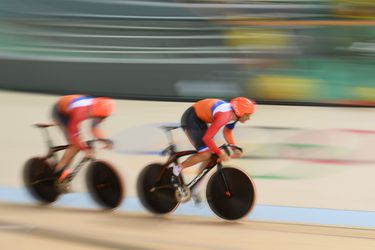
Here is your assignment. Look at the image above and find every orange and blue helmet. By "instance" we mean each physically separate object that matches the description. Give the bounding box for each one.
[230,97,256,117]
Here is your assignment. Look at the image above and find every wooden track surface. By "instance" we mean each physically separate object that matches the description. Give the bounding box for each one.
[1,203,375,250]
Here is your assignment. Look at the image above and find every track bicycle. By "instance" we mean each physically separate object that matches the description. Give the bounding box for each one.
[23,123,124,209]
[137,125,256,220]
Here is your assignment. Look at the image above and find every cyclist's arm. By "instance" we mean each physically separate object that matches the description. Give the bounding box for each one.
[67,108,89,150]
[224,121,243,158]
[202,112,233,155]
[91,118,106,140]
[223,122,237,145]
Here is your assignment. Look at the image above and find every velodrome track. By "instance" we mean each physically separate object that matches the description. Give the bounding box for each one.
[0,91,374,249]
[1,202,375,250]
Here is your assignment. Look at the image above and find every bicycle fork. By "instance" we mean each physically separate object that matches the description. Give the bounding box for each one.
[217,163,232,198]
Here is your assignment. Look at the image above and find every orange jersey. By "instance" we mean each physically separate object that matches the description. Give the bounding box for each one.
[193,98,222,123]
[57,94,83,114]
[191,98,238,154]
[54,95,104,150]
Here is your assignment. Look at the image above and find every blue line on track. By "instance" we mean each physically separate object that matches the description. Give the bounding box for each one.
[1,186,374,228]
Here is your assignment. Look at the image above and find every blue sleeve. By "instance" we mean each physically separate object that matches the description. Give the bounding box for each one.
[225,121,237,129]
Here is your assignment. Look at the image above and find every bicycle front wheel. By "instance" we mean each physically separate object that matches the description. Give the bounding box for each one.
[206,167,256,220]
[86,160,124,209]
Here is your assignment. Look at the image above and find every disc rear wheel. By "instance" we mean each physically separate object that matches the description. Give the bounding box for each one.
[137,163,179,214]
[23,157,60,203]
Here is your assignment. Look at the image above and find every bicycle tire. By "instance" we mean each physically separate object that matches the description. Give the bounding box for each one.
[206,167,256,220]
[23,157,60,203]
[86,160,124,209]
[137,163,178,214]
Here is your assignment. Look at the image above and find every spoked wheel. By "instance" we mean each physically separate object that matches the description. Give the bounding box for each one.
[137,163,179,214]
[86,160,124,209]
[206,167,256,220]
[23,157,60,204]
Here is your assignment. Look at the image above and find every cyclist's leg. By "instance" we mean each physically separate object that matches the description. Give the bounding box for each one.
[179,106,212,170]
[167,107,210,198]
[51,103,69,138]
[190,159,211,205]
[51,104,80,174]
[54,144,80,172]
[179,150,211,169]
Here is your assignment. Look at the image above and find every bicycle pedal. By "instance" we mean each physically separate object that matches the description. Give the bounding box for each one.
[56,180,71,193]
[175,187,191,203]
[61,185,71,193]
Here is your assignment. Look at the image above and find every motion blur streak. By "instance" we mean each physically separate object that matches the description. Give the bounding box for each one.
[1,0,374,106]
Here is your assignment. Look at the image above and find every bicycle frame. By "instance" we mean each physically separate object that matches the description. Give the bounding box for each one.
[186,160,217,190]
[157,125,234,196]
[35,124,93,182]
[161,148,231,195]
[157,126,242,197]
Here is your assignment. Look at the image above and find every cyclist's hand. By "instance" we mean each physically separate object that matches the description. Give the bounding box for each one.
[231,148,243,159]
[218,151,230,162]
[84,149,95,159]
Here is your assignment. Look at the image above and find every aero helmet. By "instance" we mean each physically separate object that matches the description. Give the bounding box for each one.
[230,97,255,117]
[91,97,115,117]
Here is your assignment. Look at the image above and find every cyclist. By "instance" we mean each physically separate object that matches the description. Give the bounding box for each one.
[51,94,115,183]
[171,97,256,201]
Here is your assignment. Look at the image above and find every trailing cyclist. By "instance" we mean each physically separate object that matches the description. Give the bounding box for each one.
[51,94,115,183]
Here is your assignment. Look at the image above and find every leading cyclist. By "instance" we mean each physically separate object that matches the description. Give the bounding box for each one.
[171,97,256,201]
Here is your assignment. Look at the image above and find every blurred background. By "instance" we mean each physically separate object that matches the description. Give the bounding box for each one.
[0,3,375,244]
[0,0,374,106]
